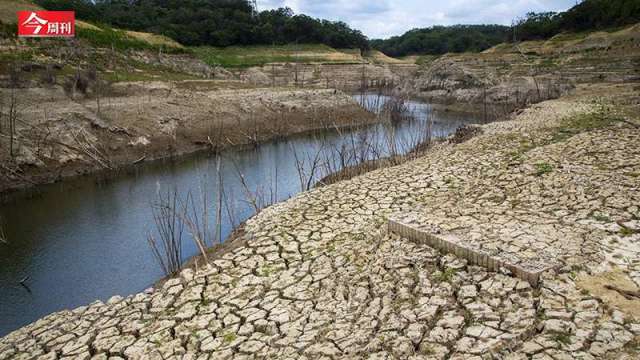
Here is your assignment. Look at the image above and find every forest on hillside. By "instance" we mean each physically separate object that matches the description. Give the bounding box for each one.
[514,0,640,41]
[372,0,640,57]
[36,0,369,49]
[369,25,509,58]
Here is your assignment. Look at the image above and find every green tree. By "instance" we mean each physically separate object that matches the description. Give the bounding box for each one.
[36,0,369,49]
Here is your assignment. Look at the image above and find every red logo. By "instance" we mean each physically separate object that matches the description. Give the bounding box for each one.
[17,11,75,38]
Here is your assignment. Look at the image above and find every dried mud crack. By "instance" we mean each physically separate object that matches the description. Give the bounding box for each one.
[2,84,640,359]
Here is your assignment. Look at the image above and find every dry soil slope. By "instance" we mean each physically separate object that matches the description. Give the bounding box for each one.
[408,22,640,114]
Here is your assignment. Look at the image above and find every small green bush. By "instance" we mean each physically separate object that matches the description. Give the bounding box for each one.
[433,268,458,282]
[620,227,638,237]
[535,162,554,176]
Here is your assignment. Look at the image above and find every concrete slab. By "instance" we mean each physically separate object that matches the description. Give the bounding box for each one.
[388,212,560,286]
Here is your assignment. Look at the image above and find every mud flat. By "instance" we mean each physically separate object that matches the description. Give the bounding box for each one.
[2,82,639,359]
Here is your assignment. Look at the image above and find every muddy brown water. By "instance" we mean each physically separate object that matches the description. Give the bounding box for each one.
[0,95,482,336]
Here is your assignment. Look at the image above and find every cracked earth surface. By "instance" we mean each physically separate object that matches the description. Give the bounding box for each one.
[2,87,640,359]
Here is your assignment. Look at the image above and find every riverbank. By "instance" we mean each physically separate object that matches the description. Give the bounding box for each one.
[0,25,417,197]
[0,85,375,196]
[1,93,481,336]
[2,82,639,358]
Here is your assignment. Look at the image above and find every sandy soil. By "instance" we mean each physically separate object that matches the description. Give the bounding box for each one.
[578,270,640,320]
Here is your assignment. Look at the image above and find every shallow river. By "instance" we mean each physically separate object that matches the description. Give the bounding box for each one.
[0,95,482,336]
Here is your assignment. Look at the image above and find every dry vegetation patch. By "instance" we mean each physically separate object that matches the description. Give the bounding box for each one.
[578,270,640,320]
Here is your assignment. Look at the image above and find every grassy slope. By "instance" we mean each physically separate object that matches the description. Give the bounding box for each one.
[193,44,412,68]
[193,44,365,68]
[1,0,182,50]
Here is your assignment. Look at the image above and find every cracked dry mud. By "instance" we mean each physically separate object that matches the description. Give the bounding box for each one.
[2,89,640,359]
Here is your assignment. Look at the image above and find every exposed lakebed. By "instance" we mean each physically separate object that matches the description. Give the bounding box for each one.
[0,95,482,336]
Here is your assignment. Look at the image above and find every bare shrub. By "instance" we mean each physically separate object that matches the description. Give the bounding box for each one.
[230,156,276,212]
[64,71,90,96]
[39,65,57,86]
[382,95,411,125]
[316,94,435,186]
[147,160,242,273]
[147,190,184,276]
[63,66,112,101]
[0,216,7,244]
[9,65,22,88]
[178,190,211,265]
[7,86,18,158]
[292,140,325,191]
[449,125,483,144]
[86,66,98,82]
[236,111,260,148]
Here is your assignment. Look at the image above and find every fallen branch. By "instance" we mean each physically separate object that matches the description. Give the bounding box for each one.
[0,164,36,185]
[225,137,236,146]
[0,220,7,244]
[69,128,112,170]
[621,119,640,129]
[605,285,640,300]
[133,155,146,165]
[109,126,134,137]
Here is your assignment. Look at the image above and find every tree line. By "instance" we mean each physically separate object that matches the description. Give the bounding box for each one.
[369,25,510,57]
[371,0,640,57]
[36,0,640,55]
[513,0,640,41]
[36,0,369,50]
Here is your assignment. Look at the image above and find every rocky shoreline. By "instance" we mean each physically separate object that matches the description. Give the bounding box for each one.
[2,82,639,359]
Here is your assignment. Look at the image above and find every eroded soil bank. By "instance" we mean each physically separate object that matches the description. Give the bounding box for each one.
[0,84,374,195]
[402,24,640,118]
